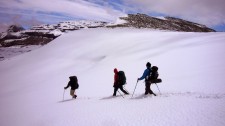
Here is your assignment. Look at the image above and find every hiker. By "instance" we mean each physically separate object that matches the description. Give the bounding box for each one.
[64,76,79,99]
[113,68,129,96]
[137,62,156,96]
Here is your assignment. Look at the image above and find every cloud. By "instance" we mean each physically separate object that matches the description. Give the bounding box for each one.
[0,11,45,32]
[122,0,225,27]
[0,0,125,22]
[0,0,126,32]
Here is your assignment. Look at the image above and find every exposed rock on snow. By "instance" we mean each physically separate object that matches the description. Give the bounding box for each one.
[108,13,215,32]
[0,20,108,48]
[0,13,216,61]
[0,14,215,48]
[7,25,25,32]
[0,45,41,61]
[31,20,108,32]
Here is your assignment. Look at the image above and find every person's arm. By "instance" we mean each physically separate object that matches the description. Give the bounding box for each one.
[64,81,70,89]
[138,69,149,80]
[114,74,118,86]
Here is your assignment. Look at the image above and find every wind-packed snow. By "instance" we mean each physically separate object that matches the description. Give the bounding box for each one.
[49,29,64,36]
[0,45,42,61]
[4,38,27,43]
[0,32,7,39]
[107,15,128,26]
[31,20,108,31]
[0,28,225,126]
[113,17,128,25]
[59,20,107,27]
[155,16,167,20]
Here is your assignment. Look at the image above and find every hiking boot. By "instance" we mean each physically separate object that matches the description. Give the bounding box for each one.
[145,92,148,95]
[73,95,77,99]
[113,94,116,96]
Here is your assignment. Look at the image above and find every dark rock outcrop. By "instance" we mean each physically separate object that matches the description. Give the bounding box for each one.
[108,13,215,32]
[7,25,25,32]
[0,21,108,47]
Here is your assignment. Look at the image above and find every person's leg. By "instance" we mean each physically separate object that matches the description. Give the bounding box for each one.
[70,90,75,97]
[119,86,129,94]
[149,83,156,96]
[113,87,118,96]
[73,90,77,98]
[145,82,150,95]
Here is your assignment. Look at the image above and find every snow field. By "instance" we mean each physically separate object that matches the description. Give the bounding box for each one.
[0,28,225,126]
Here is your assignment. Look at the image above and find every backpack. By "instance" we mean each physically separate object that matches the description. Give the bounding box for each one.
[69,76,79,89]
[75,83,79,89]
[150,66,162,83]
[118,71,126,85]
[150,66,159,80]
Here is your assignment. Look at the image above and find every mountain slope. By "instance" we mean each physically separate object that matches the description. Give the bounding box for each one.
[108,14,215,32]
[0,14,216,61]
[0,28,225,126]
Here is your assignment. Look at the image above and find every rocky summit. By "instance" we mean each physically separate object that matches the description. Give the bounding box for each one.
[108,13,215,32]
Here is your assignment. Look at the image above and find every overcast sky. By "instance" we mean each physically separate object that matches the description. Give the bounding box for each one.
[0,0,225,32]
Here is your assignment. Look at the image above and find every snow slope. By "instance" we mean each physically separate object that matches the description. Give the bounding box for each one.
[0,28,225,126]
[0,45,42,61]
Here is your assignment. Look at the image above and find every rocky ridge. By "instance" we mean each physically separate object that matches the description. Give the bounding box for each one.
[108,13,215,32]
[0,14,216,61]
[0,21,107,47]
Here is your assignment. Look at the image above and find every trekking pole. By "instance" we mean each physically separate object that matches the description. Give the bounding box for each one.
[118,91,124,98]
[63,89,66,101]
[131,81,138,98]
[155,83,161,94]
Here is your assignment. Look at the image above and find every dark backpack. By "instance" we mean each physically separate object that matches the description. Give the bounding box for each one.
[150,66,162,83]
[151,66,159,79]
[118,71,126,85]
[75,83,79,89]
[69,76,79,89]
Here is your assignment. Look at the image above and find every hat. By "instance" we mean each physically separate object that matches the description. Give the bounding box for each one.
[114,68,118,73]
[146,62,151,68]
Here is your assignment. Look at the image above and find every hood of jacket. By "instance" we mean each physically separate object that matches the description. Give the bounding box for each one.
[114,68,118,74]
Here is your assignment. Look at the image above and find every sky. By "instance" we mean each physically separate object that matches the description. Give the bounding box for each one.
[0,0,225,32]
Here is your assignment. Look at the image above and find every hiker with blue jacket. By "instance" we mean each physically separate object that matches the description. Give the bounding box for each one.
[137,62,156,96]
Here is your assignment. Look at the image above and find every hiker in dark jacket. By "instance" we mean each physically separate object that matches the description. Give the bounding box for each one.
[113,68,129,96]
[137,62,156,96]
[64,76,79,99]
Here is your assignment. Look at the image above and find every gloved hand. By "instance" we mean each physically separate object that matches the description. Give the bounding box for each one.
[64,87,67,90]
[137,78,139,82]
